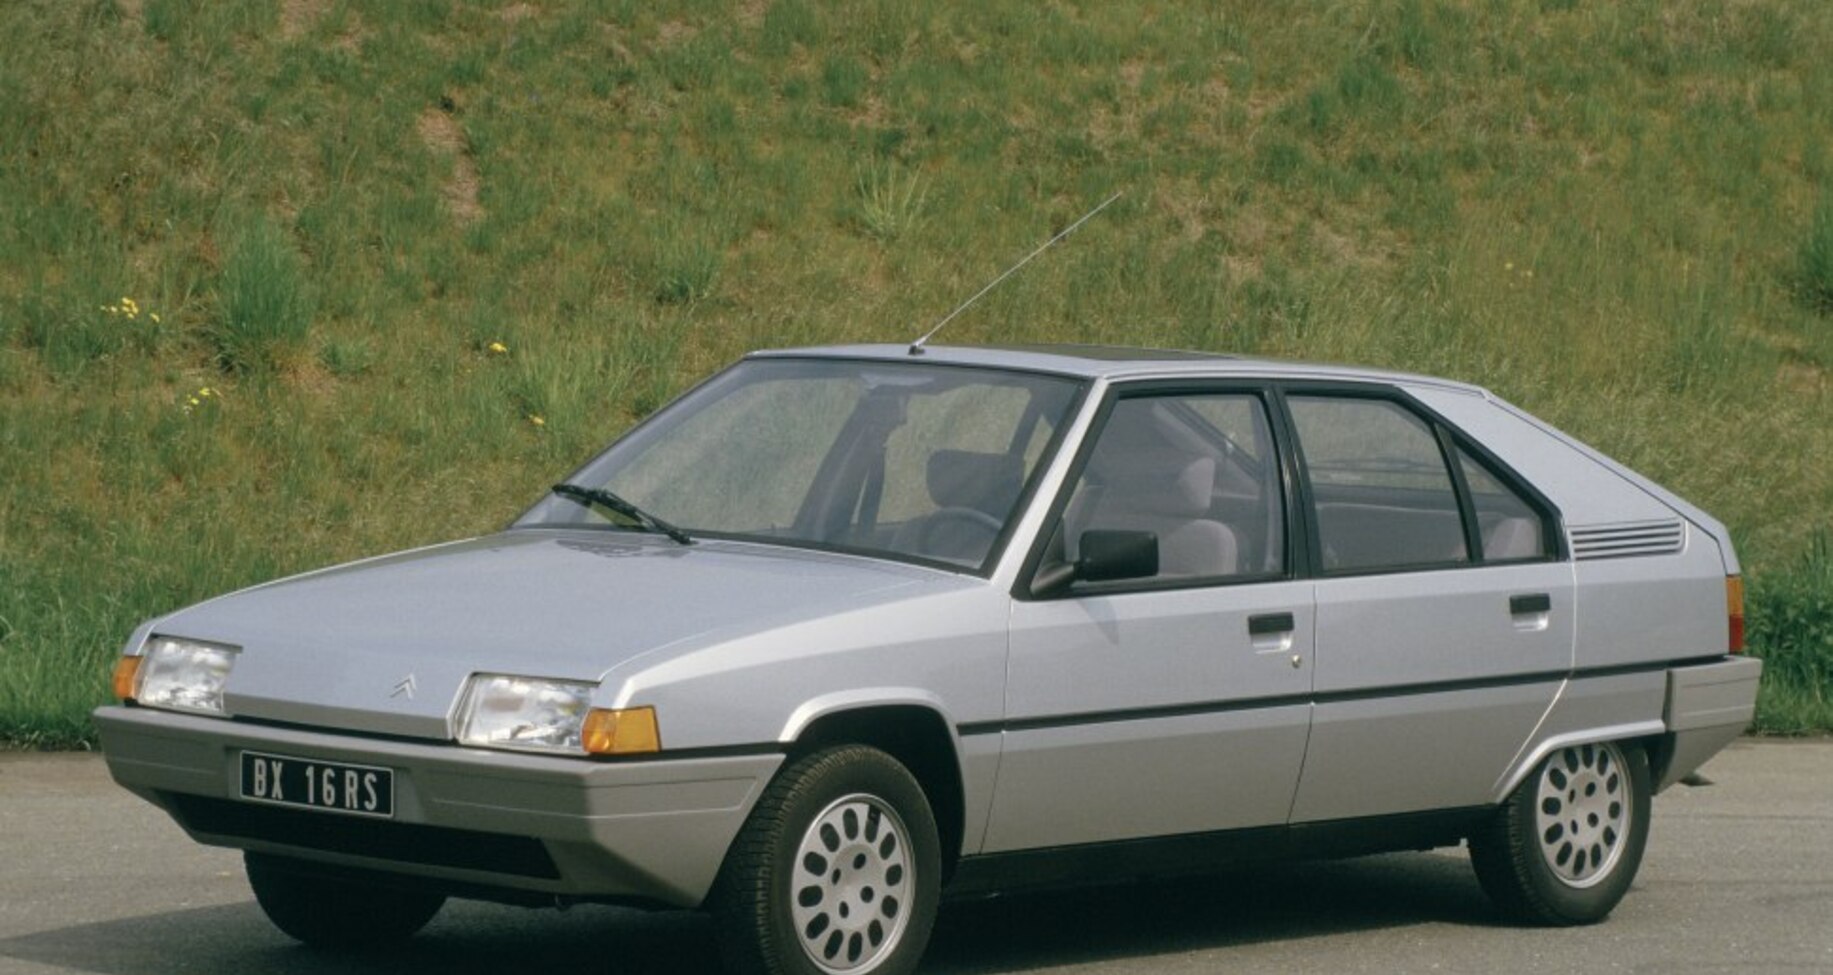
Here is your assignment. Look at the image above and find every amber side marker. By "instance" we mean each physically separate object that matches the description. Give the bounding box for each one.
[1726,576,1746,654]
[583,706,661,756]
[112,656,143,702]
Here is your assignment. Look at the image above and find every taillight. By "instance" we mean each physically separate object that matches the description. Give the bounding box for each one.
[1726,576,1745,654]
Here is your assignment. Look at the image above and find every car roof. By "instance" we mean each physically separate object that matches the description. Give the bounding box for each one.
[746,343,1490,395]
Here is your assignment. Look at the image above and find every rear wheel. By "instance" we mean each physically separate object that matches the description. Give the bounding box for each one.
[1470,740,1650,925]
[245,853,445,948]
[712,745,941,975]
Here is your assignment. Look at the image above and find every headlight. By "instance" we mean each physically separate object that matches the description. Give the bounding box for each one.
[121,636,239,716]
[456,674,661,756]
[458,675,598,753]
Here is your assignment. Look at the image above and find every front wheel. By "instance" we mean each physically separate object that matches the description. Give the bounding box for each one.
[712,745,941,975]
[245,852,446,948]
[1469,739,1651,925]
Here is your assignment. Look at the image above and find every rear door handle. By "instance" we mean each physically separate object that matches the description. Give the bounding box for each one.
[1509,593,1552,615]
[1248,612,1296,636]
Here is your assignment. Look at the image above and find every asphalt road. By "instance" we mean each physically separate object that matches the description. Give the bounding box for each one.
[1,740,1828,975]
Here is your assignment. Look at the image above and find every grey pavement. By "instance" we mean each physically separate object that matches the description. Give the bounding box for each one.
[0,739,1828,974]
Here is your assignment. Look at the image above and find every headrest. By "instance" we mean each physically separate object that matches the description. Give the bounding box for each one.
[1484,516,1542,560]
[927,450,1023,518]
[1112,455,1216,518]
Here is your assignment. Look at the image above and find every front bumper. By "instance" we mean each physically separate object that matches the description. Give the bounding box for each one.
[94,706,782,907]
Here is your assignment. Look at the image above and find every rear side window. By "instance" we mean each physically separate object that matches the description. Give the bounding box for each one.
[1288,396,1468,572]
[1456,446,1548,561]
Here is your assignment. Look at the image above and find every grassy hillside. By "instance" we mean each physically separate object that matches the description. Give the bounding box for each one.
[3,0,1830,745]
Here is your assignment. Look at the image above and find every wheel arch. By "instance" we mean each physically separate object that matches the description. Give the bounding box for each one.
[1491,720,1666,804]
[786,701,968,881]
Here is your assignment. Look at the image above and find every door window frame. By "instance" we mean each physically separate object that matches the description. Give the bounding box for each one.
[1015,378,1568,598]
[1012,380,1305,601]
[1271,381,1566,580]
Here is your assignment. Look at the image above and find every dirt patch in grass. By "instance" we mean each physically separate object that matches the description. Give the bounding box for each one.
[656,19,698,46]
[1779,361,1826,394]
[416,107,483,225]
[281,0,326,41]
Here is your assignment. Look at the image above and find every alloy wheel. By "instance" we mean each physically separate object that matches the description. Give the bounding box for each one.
[789,793,915,973]
[1532,741,1631,889]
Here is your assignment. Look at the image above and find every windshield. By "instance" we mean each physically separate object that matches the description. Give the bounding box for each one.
[517,358,1086,570]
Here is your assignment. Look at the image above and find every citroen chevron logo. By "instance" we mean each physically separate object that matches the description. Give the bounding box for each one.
[390,673,417,700]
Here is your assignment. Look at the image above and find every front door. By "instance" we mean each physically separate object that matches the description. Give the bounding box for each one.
[986,389,1314,852]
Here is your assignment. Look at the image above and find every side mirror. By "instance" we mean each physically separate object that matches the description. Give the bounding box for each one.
[1078,530,1160,581]
[1030,529,1159,597]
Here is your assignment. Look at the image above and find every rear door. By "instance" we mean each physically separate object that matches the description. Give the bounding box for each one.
[1280,389,1573,823]
[986,386,1315,851]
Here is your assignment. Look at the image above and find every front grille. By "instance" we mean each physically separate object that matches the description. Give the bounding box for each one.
[166,793,560,879]
[1569,519,1685,560]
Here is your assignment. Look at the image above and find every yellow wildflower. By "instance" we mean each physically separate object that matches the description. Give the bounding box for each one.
[188,397,200,407]
[529,414,546,427]
[487,341,509,355]
[151,312,162,323]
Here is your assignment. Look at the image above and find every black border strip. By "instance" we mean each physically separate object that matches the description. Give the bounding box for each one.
[221,714,785,763]
[946,805,1491,897]
[955,655,1724,737]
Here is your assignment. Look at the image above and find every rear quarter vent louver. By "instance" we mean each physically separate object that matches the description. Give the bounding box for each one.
[1569,519,1685,560]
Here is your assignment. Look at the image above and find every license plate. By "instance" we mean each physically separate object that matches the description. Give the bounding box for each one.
[239,750,395,819]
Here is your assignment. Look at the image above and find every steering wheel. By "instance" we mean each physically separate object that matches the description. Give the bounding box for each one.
[898,507,1003,561]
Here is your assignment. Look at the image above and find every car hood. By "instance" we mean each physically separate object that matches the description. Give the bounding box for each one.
[148,531,956,739]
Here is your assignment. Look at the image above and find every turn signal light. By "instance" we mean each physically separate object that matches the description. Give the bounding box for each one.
[112,655,143,702]
[582,706,661,756]
[1726,576,1745,654]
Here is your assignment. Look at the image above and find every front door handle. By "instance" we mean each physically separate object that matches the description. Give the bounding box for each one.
[1509,593,1552,615]
[1248,612,1296,636]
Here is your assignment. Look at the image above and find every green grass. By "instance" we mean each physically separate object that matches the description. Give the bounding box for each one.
[1799,193,1833,313]
[1746,535,1833,734]
[3,0,1832,746]
[210,213,315,372]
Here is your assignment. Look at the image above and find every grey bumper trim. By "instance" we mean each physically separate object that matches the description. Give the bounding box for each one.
[94,706,783,906]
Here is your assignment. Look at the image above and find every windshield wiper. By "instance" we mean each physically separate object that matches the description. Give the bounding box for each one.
[550,484,694,545]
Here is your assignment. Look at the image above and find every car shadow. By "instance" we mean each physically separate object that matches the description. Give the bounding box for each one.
[0,852,1499,975]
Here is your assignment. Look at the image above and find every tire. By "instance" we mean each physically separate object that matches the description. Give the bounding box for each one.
[712,745,941,975]
[1469,739,1651,925]
[245,852,446,948]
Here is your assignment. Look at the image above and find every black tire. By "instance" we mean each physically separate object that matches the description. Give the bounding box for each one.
[712,745,941,975]
[1469,739,1651,925]
[245,853,446,948]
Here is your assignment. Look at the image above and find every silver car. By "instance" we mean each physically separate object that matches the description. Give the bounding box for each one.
[96,344,1760,975]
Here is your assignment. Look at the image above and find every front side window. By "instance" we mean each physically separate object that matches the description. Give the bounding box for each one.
[1287,395,1468,572]
[1057,393,1285,583]
[517,359,1083,570]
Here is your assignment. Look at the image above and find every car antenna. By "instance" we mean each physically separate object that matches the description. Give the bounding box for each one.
[908,190,1123,356]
